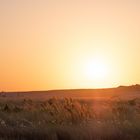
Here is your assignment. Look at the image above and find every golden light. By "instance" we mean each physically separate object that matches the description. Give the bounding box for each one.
[83,57,110,81]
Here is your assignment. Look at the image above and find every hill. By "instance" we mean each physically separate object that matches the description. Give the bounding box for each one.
[1,84,140,100]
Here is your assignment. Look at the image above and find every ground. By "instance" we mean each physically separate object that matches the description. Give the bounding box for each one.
[0,85,140,140]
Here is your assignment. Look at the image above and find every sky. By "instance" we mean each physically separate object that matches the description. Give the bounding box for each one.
[0,0,140,91]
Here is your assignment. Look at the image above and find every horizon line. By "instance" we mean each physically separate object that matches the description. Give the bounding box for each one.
[1,84,140,93]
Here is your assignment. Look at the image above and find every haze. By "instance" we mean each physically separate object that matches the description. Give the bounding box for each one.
[1,0,140,91]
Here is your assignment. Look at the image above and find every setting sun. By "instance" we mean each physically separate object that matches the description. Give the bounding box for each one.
[84,58,109,81]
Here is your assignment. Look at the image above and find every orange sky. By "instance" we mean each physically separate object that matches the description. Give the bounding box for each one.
[1,0,140,91]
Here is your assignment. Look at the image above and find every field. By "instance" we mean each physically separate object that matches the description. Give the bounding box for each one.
[0,85,140,140]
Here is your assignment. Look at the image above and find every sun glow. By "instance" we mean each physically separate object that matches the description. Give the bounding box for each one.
[83,57,110,81]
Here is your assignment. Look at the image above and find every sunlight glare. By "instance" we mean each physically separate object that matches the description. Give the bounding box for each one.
[84,57,110,81]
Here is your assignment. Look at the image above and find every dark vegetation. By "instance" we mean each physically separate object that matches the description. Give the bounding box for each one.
[0,85,140,140]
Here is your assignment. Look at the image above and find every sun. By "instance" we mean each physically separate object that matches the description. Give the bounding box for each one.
[84,58,109,81]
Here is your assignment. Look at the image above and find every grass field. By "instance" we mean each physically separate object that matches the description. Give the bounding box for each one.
[0,85,140,140]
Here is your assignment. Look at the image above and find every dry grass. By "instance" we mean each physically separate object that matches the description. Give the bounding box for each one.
[0,97,140,140]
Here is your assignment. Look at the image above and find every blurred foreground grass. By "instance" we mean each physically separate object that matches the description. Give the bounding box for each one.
[0,97,140,140]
